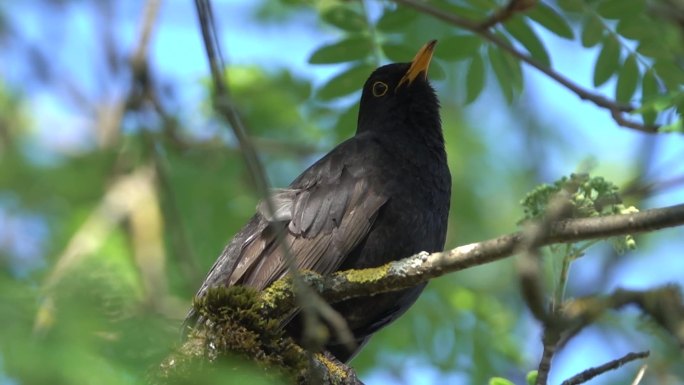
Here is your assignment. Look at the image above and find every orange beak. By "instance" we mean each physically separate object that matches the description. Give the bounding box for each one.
[397,40,437,89]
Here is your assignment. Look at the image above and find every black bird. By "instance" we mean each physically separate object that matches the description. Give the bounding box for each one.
[185,40,451,363]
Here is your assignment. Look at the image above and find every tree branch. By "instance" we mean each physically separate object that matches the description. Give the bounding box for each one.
[393,0,659,133]
[477,0,537,30]
[261,203,684,311]
[561,351,649,385]
[163,204,684,382]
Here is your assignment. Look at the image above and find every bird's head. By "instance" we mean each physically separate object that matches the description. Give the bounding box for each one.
[357,40,440,134]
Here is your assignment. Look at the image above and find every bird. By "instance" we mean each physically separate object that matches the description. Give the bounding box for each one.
[185,40,451,363]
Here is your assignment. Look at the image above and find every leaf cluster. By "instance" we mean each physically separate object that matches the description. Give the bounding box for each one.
[520,173,637,252]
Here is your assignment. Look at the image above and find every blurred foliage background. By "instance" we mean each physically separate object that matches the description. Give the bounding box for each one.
[1,0,684,384]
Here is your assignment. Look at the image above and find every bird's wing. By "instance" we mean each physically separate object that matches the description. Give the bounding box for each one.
[192,138,387,301]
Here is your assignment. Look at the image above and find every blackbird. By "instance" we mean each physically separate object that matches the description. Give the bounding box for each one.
[185,40,451,362]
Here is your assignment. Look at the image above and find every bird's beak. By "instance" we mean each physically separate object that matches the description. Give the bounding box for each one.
[397,40,437,90]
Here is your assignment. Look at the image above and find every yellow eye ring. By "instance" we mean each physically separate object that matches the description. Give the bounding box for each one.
[372,81,388,97]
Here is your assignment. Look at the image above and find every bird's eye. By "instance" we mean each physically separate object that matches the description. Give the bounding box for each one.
[372,81,388,97]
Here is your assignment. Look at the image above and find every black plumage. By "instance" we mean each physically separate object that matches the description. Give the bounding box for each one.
[185,40,451,363]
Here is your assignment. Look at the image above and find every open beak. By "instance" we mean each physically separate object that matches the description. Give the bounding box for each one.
[397,40,437,89]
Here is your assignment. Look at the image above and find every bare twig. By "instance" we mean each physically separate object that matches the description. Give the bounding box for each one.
[515,192,575,385]
[393,0,659,133]
[630,365,648,385]
[561,351,650,385]
[130,0,161,70]
[477,0,538,30]
[517,192,574,325]
[536,329,560,385]
[192,0,354,356]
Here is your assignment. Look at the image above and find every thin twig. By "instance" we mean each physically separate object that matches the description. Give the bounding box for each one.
[630,364,648,385]
[517,192,574,324]
[393,0,659,133]
[561,351,649,385]
[515,192,575,385]
[477,0,537,30]
[192,0,355,356]
[536,329,560,385]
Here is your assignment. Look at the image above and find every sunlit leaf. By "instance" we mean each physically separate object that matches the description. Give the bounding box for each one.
[309,37,373,64]
[504,17,551,66]
[615,54,639,103]
[635,92,677,113]
[593,37,621,87]
[526,3,574,39]
[321,6,367,31]
[659,117,683,133]
[438,34,481,62]
[489,377,515,385]
[316,64,374,100]
[466,54,486,104]
[581,15,604,48]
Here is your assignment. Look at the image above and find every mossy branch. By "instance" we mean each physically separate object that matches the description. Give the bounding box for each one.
[264,203,684,308]
[158,203,684,383]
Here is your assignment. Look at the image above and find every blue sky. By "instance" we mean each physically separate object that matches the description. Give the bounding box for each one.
[2,1,684,384]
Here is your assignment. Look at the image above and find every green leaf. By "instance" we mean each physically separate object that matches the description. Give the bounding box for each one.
[635,92,676,113]
[489,44,522,103]
[660,117,683,133]
[316,64,374,100]
[505,17,551,66]
[597,0,645,20]
[526,3,574,39]
[382,42,416,62]
[581,15,604,48]
[641,69,659,99]
[615,54,639,102]
[438,34,482,62]
[334,103,359,139]
[526,371,538,385]
[641,69,660,124]
[376,7,418,31]
[556,0,584,13]
[321,6,367,31]
[308,37,373,64]
[430,61,447,80]
[616,15,657,41]
[466,54,486,104]
[467,0,496,11]
[653,59,684,86]
[636,39,669,59]
[489,377,515,385]
[593,37,621,87]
